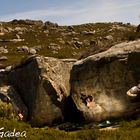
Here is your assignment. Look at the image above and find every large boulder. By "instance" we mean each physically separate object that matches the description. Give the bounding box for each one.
[8,56,76,126]
[71,40,140,122]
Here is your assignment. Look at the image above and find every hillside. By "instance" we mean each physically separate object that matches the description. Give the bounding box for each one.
[0,20,138,68]
[0,20,140,140]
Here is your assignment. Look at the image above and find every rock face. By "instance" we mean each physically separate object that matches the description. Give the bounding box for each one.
[8,56,76,126]
[71,40,140,122]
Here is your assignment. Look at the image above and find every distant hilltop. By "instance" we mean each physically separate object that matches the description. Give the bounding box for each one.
[0,19,136,26]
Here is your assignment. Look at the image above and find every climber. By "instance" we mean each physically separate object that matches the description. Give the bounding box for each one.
[127,84,140,97]
[17,111,24,121]
[86,96,94,108]
[11,101,24,120]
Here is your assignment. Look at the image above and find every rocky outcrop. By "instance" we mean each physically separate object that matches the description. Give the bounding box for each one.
[8,56,76,126]
[0,40,140,126]
[0,47,8,54]
[71,40,140,122]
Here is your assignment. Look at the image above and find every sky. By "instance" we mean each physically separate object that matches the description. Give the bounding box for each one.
[0,0,140,25]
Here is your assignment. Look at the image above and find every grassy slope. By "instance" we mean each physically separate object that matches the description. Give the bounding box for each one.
[0,117,140,140]
[0,21,137,67]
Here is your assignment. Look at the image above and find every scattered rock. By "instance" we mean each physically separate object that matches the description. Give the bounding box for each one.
[0,27,8,33]
[13,39,24,42]
[61,31,78,37]
[14,27,27,32]
[17,46,29,53]
[56,38,65,44]
[5,66,12,72]
[0,56,8,61]
[0,39,25,42]
[74,41,83,48]
[52,50,58,54]
[81,31,95,35]
[59,40,65,45]
[72,52,77,56]
[66,41,72,45]
[0,32,5,36]
[33,45,42,51]
[67,26,74,31]
[83,40,90,46]
[43,30,49,34]
[0,47,8,54]
[112,25,127,31]
[70,31,79,36]
[73,38,79,41]
[6,27,13,32]
[16,34,20,39]
[104,35,113,40]
[29,48,37,55]
[17,31,23,35]
[90,39,96,46]
[48,43,61,51]
[0,69,5,72]
[50,43,58,46]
